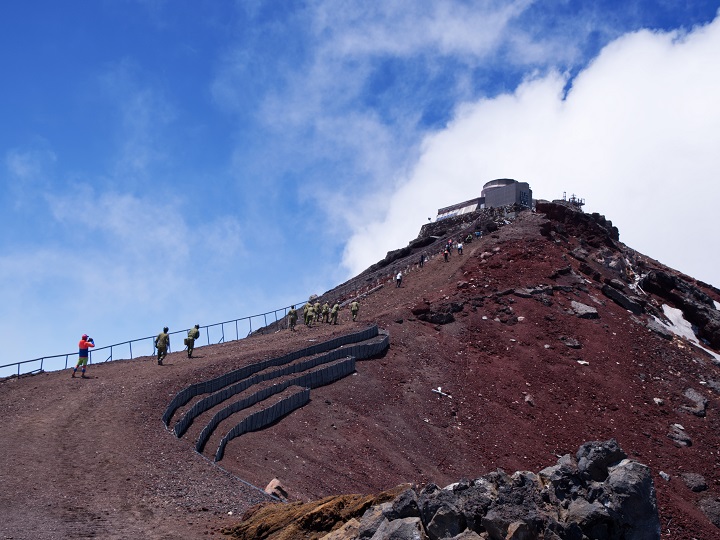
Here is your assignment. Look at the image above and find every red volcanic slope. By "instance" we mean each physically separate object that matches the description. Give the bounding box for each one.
[1,205,719,539]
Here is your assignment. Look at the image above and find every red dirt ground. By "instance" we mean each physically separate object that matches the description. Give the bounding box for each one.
[2,209,720,539]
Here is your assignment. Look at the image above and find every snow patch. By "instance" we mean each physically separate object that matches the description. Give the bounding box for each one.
[715,300,720,311]
[658,304,720,362]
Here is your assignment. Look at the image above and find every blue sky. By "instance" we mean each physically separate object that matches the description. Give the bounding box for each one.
[2,1,719,370]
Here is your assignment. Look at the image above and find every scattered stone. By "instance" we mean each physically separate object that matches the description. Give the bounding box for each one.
[699,497,720,528]
[667,424,692,447]
[604,278,626,290]
[602,284,643,315]
[681,473,708,492]
[653,398,664,406]
[560,337,582,349]
[659,471,670,481]
[264,478,289,501]
[706,379,720,395]
[570,247,589,261]
[645,318,674,340]
[571,301,599,319]
[681,388,708,417]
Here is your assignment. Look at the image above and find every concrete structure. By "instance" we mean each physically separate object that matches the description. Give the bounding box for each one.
[435,179,532,221]
[480,178,532,209]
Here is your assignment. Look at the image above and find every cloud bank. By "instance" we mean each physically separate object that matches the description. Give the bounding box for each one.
[342,16,720,288]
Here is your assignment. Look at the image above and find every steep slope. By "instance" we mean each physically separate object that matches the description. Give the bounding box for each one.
[1,202,719,539]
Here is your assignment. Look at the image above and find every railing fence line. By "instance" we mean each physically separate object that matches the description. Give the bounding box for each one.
[0,301,306,379]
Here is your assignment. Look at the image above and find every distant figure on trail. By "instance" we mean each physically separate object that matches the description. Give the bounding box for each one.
[155,327,170,365]
[185,324,200,358]
[322,302,330,323]
[72,334,95,379]
[443,249,449,262]
[350,300,359,321]
[457,242,463,255]
[288,306,298,331]
[330,301,340,325]
[314,301,321,322]
[418,253,424,268]
[396,271,402,288]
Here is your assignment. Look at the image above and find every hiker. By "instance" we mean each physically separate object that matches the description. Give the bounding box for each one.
[465,234,473,244]
[330,302,340,325]
[322,302,330,323]
[457,242,463,255]
[305,304,315,327]
[314,301,322,322]
[396,271,402,288]
[444,249,449,262]
[350,300,359,321]
[186,324,200,358]
[72,334,95,378]
[288,306,298,331]
[155,327,170,365]
[418,253,424,268]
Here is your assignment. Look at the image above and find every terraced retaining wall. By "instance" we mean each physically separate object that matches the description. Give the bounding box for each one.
[162,325,383,426]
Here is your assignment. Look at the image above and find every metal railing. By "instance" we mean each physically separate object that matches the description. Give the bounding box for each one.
[0,302,306,379]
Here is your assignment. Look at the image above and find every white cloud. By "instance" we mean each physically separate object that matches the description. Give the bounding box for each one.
[342,15,720,288]
[314,1,531,58]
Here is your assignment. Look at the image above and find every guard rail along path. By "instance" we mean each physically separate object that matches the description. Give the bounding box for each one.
[162,325,390,462]
[0,301,306,379]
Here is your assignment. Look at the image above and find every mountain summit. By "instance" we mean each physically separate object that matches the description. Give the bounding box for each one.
[1,201,719,539]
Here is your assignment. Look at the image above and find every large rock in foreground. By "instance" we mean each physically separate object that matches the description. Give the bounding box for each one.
[226,440,660,540]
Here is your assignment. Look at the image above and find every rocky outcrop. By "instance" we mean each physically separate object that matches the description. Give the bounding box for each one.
[601,284,643,315]
[230,440,661,540]
[640,270,720,349]
[536,201,619,246]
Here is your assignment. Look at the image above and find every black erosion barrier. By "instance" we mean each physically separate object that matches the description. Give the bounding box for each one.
[195,356,355,453]
[163,325,385,426]
[162,326,389,461]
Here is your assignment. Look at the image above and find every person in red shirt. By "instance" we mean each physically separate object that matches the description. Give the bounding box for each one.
[72,334,95,378]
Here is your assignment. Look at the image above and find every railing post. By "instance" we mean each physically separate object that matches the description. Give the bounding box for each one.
[130,341,133,360]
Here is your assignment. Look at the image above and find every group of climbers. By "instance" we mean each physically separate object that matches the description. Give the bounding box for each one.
[154,324,200,365]
[288,298,360,331]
